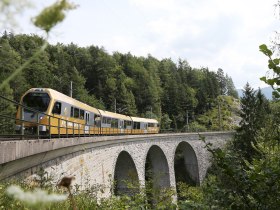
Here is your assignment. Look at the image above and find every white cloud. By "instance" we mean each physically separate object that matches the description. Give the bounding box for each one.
[129,0,177,11]
[4,0,280,89]
[126,0,279,88]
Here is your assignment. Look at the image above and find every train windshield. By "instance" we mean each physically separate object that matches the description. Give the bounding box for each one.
[22,92,50,112]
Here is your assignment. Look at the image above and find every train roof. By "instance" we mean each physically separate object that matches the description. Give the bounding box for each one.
[98,109,131,121]
[26,88,100,114]
[130,116,158,124]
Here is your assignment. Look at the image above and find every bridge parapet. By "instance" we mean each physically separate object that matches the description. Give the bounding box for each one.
[0,132,233,165]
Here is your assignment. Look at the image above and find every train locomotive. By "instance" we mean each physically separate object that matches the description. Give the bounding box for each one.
[15,88,159,136]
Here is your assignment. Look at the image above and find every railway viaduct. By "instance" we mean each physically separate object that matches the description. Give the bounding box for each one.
[0,132,233,197]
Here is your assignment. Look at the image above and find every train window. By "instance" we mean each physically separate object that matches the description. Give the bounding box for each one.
[112,119,118,128]
[102,117,107,124]
[71,107,74,117]
[133,122,140,129]
[74,108,79,118]
[124,120,132,128]
[120,121,124,128]
[80,110,85,119]
[95,115,101,127]
[22,92,50,112]
[52,102,61,115]
[148,123,156,127]
[85,113,89,123]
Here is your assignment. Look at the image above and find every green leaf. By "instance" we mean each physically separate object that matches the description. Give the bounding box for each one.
[268,60,276,69]
[32,0,77,33]
[260,77,267,82]
[267,79,276,86]
[259,44,268,52]
[259,44,272,57]
[272,91,280,98]
[273,58,280,65]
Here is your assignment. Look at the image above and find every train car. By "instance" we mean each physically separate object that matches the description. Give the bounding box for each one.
[98,109,132,135]
[130,117,159,134]
[16,88,101,136]
[16,88,160,136]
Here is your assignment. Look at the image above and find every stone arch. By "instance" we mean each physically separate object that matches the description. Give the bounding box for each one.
[145,145,170,190]
[113,151,140,196]
[174,141,199,188]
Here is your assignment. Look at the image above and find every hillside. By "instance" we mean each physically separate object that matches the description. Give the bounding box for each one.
[237,86,273,100]
[1,33,239,131]
[186,95,241,132]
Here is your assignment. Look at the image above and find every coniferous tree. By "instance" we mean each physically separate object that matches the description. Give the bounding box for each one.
[201,88,280,209]
[225,74,238,98]
[233,83,269,160]
[0,38,18,134]
[216,68,227,95]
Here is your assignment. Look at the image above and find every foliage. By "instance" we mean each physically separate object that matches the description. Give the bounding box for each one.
[177,182,205,209]
[217,68,227,95]
[216,68,239,98]
[0,37,18,134]
[187,121,207,132]
[0,0,77,93]
[159,113,172,130]
[0,33,238,131]
[32,0,77,33]
[0,86,16,134]
[202,135,280,209]
[0,175,178,210]
[188,95,240,132]
[199,88,280,209]
[233,83,270,161]
[259,44,280,98]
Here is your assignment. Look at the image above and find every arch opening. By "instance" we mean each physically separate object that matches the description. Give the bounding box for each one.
[145,145,171,206]
[113,151,139,196]
[174,141,199,197]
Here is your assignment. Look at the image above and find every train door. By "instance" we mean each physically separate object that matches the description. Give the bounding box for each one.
[119,120,124,134]
[85,111,90,134]
[144,123,148,133]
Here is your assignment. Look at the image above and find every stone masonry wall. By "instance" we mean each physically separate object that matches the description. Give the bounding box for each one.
[0,132,233,197]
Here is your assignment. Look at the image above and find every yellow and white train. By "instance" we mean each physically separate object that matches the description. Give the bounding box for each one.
[16,88,159,136]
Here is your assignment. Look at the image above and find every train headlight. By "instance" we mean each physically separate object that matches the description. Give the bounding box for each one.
[40,116,43,120]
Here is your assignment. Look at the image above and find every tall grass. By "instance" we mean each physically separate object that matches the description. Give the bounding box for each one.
[0,170,203,210]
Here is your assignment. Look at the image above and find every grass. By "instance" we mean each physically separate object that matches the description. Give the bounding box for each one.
[0,172,204,210]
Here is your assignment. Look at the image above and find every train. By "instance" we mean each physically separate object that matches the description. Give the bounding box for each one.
[15,88,160,136]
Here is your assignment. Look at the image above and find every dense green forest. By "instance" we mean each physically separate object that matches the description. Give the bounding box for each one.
[0,32,238,131]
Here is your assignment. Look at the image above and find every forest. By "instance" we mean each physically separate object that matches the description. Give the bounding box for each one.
[0,32,238,131]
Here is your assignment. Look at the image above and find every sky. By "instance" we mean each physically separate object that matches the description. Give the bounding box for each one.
[3,0,280,89]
